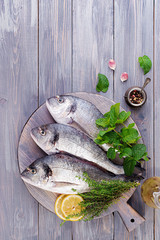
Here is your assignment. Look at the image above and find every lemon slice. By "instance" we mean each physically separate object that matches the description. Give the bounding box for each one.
[55,194,67,220]
[61,194,84,221]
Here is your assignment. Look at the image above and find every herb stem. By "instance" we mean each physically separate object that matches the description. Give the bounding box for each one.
[113,129,122,137]
[113,129,132,147]
[126,142,132,147]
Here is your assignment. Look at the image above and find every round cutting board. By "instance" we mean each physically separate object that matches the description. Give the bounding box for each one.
[18,92,145,232]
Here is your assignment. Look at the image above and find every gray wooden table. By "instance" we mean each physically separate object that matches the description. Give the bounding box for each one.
[0,0,159,239]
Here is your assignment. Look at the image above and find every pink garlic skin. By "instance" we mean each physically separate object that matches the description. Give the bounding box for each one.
[108,59,116,70]
[120,72,128,82]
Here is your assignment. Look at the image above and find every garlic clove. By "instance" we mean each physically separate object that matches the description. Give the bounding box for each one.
[120,72,128,82]
[108,59,116,70]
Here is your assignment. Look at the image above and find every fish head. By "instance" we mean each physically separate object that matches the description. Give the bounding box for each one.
[46,95,76,124]
[21,159,53,187]
[31,125,59,154]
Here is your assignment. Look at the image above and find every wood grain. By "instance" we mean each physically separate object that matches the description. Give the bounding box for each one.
[114,0,154,239]
[38,0,72,239]
[72,1,115,239]
[0,0,38,239]
[0,0,157,239]
[154,1,160,239]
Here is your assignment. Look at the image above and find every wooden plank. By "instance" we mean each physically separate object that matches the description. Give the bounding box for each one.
[39,0,72,103]
[114,0,154,238]
[154,1,160,239]
[0,0,38,239]
[72,1,114,239]
[38,0,72,239]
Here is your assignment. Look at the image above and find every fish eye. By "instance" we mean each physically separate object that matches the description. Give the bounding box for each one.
[57,97,64,103]
[31,169,37,174]
[40,129,46,136]
[27,168,37,174]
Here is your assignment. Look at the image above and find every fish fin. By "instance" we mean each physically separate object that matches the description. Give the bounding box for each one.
[67,117,73,124]
[54,182,79,186]
[61,116,73,124]
[46,148,60,154]
[53,182,80,193]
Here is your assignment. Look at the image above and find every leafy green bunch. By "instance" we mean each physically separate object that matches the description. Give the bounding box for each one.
[94,103,149,176]
[68,173,140,222]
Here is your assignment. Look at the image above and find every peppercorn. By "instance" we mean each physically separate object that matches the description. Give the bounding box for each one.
[129,90,143,104]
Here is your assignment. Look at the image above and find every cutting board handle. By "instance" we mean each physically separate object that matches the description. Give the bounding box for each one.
[117,203,145,232]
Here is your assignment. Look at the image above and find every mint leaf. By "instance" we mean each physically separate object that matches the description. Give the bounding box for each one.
[119,111,131,122]
[99,130,108,137]
[123,158,137,176]
[106,131,120,144]
[135,136,142,142]
[113,139,122,148]
[116,119,124,124]
[105,127,116,133]
[121,128,139,143]
[119,111,126,120]
[99,131,119,144]
[94,133,107,145]
[96,73,109,92]
[95,132,111,144]
[123,112,131,121]
[96,118,109,128]
[143,155,149,161]
[121,147,132,157]
[99,127,115,136]
[113,103,120,117]
[132,144,147,161]
[138,55,152,75]
[107,148,116,160]
[103,112,110,118]
[110,103,120,127]
[94,138,106,145]
[127,123,135,129]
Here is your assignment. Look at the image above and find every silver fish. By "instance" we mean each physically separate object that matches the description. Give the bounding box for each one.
[46,95,103,139]
[21,154,126,194]
[31,123,124,175]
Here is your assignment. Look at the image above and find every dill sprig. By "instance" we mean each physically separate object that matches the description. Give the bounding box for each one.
[68,172,140,222]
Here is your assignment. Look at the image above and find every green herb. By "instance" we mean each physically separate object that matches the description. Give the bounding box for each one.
[96,73,109,93]
[95,103,149,176]
[138,55,152,75]
[65,173,140,222]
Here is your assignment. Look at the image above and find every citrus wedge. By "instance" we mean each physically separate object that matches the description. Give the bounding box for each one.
[55,194,67,220]
[61,194,84,221]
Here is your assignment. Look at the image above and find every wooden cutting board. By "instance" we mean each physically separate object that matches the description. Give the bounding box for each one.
[18,92,145,232]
